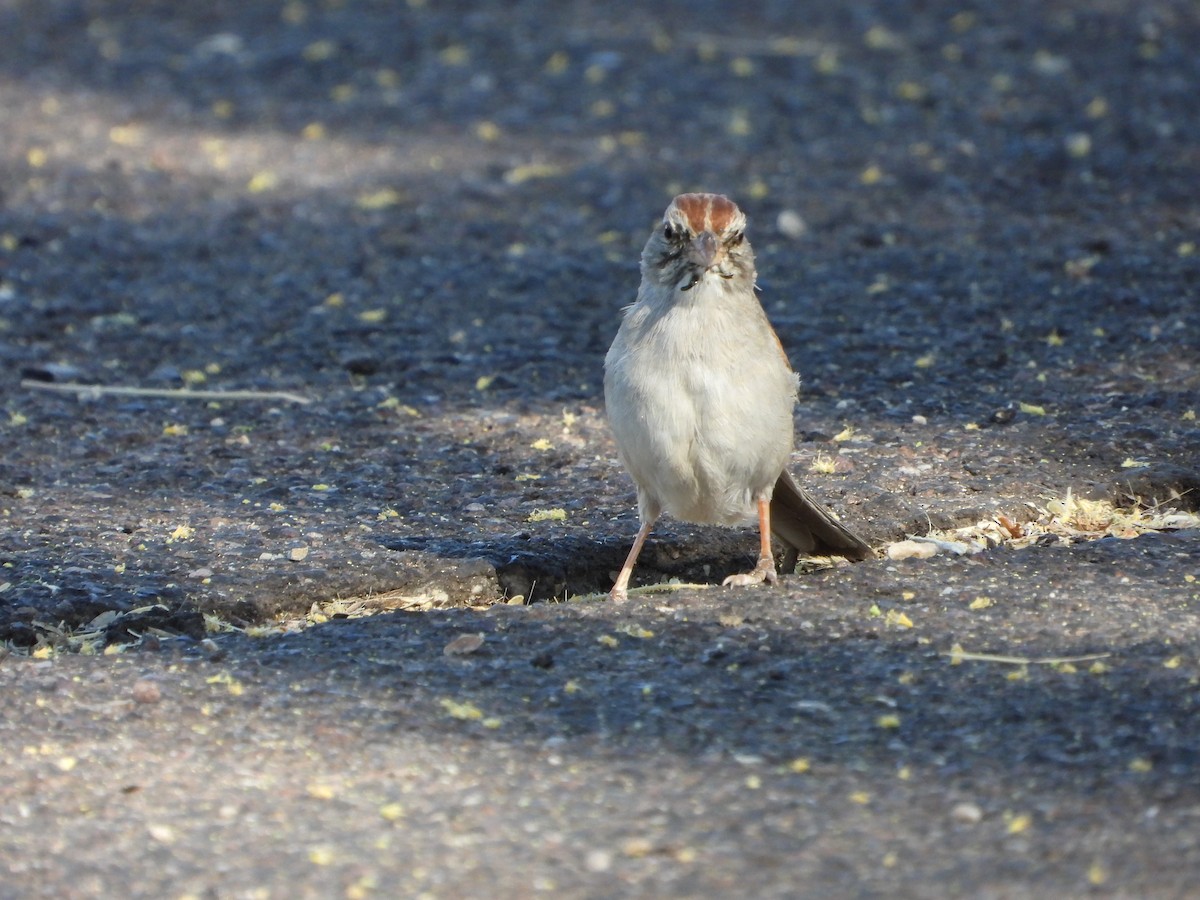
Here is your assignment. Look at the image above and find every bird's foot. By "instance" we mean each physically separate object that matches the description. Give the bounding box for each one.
[721,556,778,589]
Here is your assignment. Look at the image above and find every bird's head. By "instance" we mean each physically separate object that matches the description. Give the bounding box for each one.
[644,192,754,292]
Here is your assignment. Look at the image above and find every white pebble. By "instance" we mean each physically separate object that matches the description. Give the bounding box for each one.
[887,540,939,560]
[951,802,983,824]
[776,209,808,239]
[585,849,613,873]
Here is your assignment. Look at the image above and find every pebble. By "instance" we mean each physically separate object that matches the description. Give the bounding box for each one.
[584,849,613,873]
[131,680,162,704]
[951,802,984,824]
[776,209,808,239]
[887,540,939,560]
[443,633,486,656]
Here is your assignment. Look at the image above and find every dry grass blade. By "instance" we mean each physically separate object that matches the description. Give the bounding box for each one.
[21,379,312,405]
[945,648,1112,666]
[914,490,1200,557]
[570,582,714,602]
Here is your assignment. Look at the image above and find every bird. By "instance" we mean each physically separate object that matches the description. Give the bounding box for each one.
[603,192,872,601]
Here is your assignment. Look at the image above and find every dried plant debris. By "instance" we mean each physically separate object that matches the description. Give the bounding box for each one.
[15,604,209,657]
[888,492,1200,560]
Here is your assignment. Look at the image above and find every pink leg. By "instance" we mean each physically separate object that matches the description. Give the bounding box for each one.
[611,519,654,602]
[722,497,778,588]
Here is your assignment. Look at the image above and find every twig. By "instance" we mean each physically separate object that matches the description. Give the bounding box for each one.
[628,582,713,594]
[569,582,714,602]
[945,649,1111,666]
[21,380,312,405]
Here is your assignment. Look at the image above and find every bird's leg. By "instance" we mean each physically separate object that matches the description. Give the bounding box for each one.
[722,497,778,588]
[610,518,655,602]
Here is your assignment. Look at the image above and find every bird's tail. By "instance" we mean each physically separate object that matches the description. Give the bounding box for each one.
[770,469,874,571]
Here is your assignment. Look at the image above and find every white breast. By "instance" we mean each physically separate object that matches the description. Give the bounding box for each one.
[604,279,798,526]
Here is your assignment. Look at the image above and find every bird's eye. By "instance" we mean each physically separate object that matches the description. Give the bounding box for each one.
[727,230,745,246]
[663,223,680,241]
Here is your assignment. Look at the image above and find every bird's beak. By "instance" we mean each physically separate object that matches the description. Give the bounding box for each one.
[687,231,719,269]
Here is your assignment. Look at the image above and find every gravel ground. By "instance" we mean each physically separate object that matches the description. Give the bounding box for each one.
[1,0,1199,896]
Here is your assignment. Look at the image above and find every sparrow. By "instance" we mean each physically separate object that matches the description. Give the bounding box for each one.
[603,192,872,601]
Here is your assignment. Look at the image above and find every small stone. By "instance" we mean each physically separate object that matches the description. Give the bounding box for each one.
[585,849,613,873]
[776,209,808,239]
[989,406,1017,425]
[287,546,309,561]
[147,823,177,844]
[131,680,162,704]
[887,540,939,560]
[443,633,485,656]
[951,802,983,824]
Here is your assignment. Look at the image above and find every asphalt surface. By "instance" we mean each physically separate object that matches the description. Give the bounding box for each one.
[2,1,1199,897]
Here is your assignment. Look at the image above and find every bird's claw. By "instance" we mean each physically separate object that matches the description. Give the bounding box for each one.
[722,558,778,589]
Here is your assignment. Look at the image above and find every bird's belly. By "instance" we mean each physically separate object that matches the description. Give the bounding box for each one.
[624,360,793,526]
